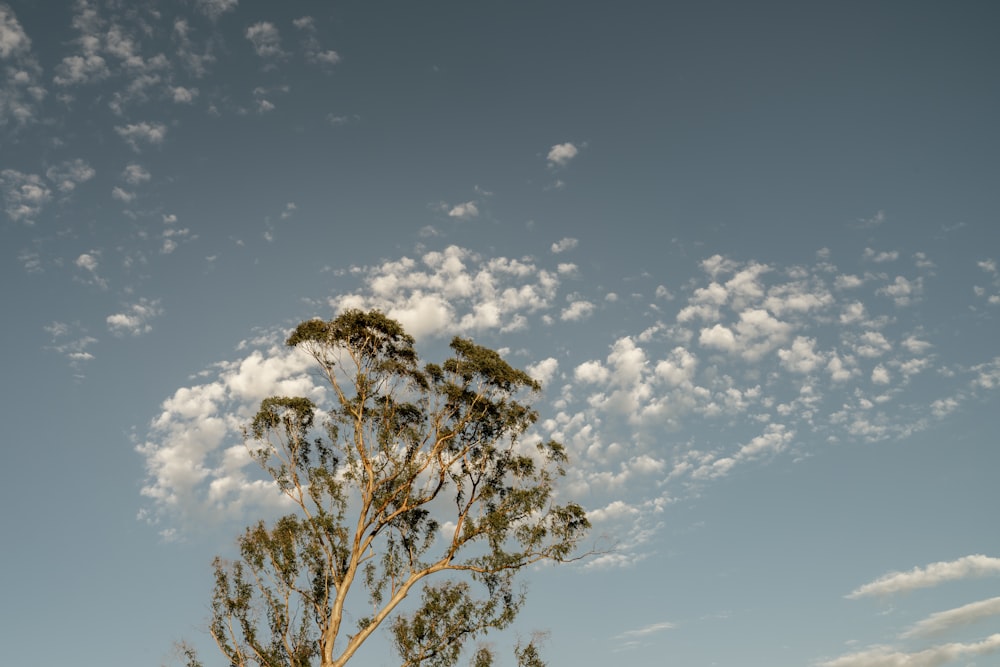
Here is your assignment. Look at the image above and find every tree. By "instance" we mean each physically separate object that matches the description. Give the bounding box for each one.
[190,310,591,667]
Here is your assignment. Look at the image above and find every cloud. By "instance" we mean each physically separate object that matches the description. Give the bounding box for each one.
[547,142,579,167]
[1,169,51,223]
[293,14,341,66]
[447,201,479,219]
[106,298,163,336]
[526,357,559,386]
[561,300,595,321]
[816,634,1000,667]
[196,0,238,19]
[847,555,1000,598]
[615,620,676,639]
[115,122,167,151]
[900,597,1000,639]
[0,5,31,58]
[328,245,562,339]
[45,159,95,192]
[551,237,578,254]
[122,164,150,185]
[138,340,322,527]
[863,247,899,263]
[171,86,197,103]
[246,22,285,58]
[878,275,923,307]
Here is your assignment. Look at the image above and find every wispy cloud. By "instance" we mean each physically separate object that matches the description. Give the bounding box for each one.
[107,298,163,336]
[847,555,1000,598]
[816,634,1000,667]
[900,596,1000,639]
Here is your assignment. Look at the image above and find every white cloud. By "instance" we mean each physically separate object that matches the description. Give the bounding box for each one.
[561,300,595,321]
[871,364,890,385]
[878,275,922,307]
[847,555,1000,598]
[547,142,579,166]
[779,336,825,373]
[115,122,167,151]
[863,247,899,263]
[122,164,150,185]
[0,5,31,58]
[900,596,1000,639]
[246,22,285,58]
[328,246,562,340]
[54,53,109,86]
[111,186,135,202]
[526,357,559,386]
[447,201,479,219]
[817,634,1000,667]
[75,252,99,273]
[551,237,578,254]
[196,0,238,19]
[106,298,163,336]
[615,620,675,639]
[45,159,95,193]
[1,169,51,224]
[171,86,197,103]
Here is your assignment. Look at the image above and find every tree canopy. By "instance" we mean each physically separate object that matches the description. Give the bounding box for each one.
[187,309,590,667]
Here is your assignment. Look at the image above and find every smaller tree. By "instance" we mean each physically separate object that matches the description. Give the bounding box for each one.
[189,310,590,667]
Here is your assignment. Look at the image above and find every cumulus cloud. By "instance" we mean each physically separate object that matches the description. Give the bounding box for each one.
[551,237,578,254]
[547,142,579,167]
[246,22,285,58]
[447,201,479,220]
[115,122,167,151]
[122,164,150,185]
[196,0,238,19]
[847,555,1000,598]
[1,169,51,223]
[0,5,31,58]
[45,159,95,193]
[328,245,562,340]
[106,298,163,336]
[561,300,595,321]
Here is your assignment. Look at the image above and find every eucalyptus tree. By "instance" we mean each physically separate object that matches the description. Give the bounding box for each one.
[188,310,590,667]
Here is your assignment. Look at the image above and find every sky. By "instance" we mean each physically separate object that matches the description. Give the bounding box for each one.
[2,1,999,665]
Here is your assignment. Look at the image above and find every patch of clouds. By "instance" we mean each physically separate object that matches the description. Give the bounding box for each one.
[974,258,1000,305]
[115,121,167,151]
[293,16,340,66]
[246,22,285,59]
[817,634,1000,667]
[847,555,1000,598]
[121,163,150,185]
[45,159,95,193]
[44,321,98,369]
[195,0,238,20]
[551,237,578,254]
[877,275,923,307]
[170,86,197,103]
[447,201,479,220]
[1,169,51,224]
[329,245,563,340]
[900,596,1000,639]
[863,247,899,263]
[547,142,579,167]
[74,250,108,289]
[106,298,163,336]
[561,299,595,321]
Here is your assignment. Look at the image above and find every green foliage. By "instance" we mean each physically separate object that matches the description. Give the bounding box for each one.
[193,310,590,667]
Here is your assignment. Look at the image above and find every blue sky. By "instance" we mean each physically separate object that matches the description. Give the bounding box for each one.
[2,1,999,665]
